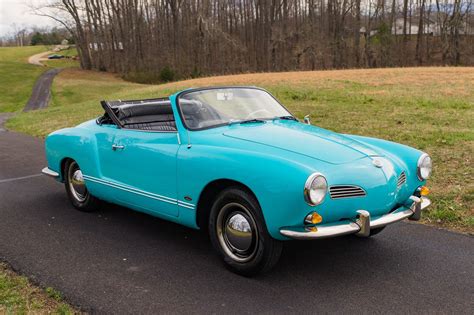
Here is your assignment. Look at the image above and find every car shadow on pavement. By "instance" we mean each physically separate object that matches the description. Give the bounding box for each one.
[88,196,415,279]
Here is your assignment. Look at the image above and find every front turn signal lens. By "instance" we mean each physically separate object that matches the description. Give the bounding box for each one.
[420,186,430,196]
[305,212,323,225]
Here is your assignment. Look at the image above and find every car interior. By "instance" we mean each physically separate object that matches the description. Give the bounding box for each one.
[98,97,227,131]
[98,98,177,131]
[179,99,226,129]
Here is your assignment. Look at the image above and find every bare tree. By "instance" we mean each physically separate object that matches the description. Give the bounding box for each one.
[34,0,474,81]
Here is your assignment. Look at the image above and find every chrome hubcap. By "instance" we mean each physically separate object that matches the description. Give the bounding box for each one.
[68,162,87,202]
[226,214,253,252]
[217,203,258,262]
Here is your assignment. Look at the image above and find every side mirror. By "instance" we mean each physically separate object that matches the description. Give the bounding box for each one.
[303,115,311,125]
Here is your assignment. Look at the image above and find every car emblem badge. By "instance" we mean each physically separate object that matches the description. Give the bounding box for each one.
[372,158,384,168]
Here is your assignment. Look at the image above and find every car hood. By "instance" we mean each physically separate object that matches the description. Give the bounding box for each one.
[222,121,381,164]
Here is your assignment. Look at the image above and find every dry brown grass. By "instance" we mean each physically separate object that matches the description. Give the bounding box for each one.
[156,66,474,88]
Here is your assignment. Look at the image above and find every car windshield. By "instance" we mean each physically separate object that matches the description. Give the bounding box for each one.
[178,88,292,130]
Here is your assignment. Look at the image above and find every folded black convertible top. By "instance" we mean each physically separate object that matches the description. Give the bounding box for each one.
[99,96,171,128]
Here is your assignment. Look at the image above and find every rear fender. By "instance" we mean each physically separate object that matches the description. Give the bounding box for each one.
[45,125,101,186]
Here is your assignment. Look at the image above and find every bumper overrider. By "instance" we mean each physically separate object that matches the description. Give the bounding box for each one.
[280,196,431,239]
[42,167,60,178]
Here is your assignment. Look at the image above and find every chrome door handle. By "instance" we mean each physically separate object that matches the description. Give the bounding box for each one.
[112,144,125,150]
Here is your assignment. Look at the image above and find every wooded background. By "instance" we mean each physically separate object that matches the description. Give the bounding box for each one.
[43,0,473,81]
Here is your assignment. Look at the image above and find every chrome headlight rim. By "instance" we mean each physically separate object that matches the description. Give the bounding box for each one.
[304,173,328,206]
[417,153,432,181]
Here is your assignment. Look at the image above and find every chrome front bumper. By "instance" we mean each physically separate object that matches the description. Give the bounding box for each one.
[280,196,431,240]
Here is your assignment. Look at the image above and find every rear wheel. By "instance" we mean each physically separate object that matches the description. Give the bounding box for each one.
[64,160,100,212]
[208,187,282,276]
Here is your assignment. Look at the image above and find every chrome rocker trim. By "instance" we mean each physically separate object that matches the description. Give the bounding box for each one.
[280,196,431,240]
[42,167,60,178]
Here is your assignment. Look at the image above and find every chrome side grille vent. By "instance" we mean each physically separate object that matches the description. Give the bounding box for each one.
[397,172,407,187]
[329,185,366,199]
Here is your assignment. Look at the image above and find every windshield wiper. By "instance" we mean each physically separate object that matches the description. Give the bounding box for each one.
[273,115,298,121]
[228,118,266,125]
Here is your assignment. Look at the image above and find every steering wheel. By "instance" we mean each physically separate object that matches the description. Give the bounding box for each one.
[193,100,205,113]
[245,109,272,119]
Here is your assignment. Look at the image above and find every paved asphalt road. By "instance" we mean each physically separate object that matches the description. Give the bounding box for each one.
[0,122,473,313]
[23,68,61,112]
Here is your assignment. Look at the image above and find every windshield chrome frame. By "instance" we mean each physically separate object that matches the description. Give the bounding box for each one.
[175,86,295,131]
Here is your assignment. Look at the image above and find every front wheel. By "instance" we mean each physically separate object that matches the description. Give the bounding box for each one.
[64,160,100,212]
[209,187,282,276]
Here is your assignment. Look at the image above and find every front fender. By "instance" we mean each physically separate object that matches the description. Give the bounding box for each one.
[347,134,428,191]
[177,144,319,240]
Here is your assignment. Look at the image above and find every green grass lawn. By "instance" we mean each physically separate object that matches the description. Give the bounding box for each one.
[0,263,74,314]
[6,67,473,232]
[0,46,49,112]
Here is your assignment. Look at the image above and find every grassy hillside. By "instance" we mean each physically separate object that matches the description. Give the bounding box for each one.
[0,46,49,112]
[6,67,474,232]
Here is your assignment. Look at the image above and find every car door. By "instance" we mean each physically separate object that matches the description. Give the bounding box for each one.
[95,101,180,217]
[109,129,179,217]
[99,128,180,217]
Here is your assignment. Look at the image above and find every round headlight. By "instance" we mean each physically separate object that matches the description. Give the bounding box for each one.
[304,173,328,206]
[417,153,432,180]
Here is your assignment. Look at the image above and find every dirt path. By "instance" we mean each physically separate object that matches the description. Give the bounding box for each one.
[27,51,52,67]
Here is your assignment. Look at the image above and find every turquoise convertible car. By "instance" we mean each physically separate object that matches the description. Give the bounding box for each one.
[42,87,432,275]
